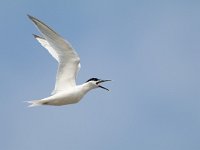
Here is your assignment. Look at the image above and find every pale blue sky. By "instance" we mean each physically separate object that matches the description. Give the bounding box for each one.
[1,0,200,150]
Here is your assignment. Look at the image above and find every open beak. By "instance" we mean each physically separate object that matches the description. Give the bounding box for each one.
[97,80,111,91]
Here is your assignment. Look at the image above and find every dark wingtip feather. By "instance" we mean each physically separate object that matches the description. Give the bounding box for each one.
[27,14,34,20]
[27,14,39,25]
[32,34,44,39]
[32,34,39,38]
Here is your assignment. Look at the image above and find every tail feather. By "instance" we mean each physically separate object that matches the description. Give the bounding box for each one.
[26,100,43,107]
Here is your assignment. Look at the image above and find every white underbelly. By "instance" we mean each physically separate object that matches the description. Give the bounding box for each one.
[42,91,84,106]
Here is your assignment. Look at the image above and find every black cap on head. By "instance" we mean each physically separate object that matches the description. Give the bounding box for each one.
[86,78,100,82]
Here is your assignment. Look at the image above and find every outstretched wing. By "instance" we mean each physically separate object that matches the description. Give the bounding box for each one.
[28,15,81,95]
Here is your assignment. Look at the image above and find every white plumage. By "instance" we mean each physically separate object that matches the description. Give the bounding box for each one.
[27,15,111,107]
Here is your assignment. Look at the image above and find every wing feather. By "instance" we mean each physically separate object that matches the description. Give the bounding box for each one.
[28,15,80,95]
[33,34,59,62]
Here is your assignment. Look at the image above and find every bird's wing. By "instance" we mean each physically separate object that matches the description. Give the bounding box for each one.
[28,15,80,95]
[33,34,59,62]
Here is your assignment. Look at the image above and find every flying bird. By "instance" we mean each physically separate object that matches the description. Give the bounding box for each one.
[27,15,111,107]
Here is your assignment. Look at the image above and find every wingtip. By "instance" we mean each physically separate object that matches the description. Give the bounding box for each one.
[32,34,39,38]
[32,34,45,40]
[27,14,38,24]
[27,14,33,20]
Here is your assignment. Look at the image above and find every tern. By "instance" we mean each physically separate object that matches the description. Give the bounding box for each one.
[27,15,111,107]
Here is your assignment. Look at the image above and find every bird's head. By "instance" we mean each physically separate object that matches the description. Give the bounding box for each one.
[86,78,111,91]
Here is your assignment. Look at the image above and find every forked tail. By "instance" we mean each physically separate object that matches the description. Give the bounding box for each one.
[26,100,43,107]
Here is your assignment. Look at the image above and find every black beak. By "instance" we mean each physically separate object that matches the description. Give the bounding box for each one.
[97,80,111,91]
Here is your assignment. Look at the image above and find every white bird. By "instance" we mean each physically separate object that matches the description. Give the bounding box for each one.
[27,15,111,107]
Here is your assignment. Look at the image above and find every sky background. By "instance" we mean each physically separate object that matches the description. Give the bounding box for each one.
[0,0,200,150]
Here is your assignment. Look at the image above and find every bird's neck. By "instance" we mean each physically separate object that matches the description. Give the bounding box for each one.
[80,82,96,94]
